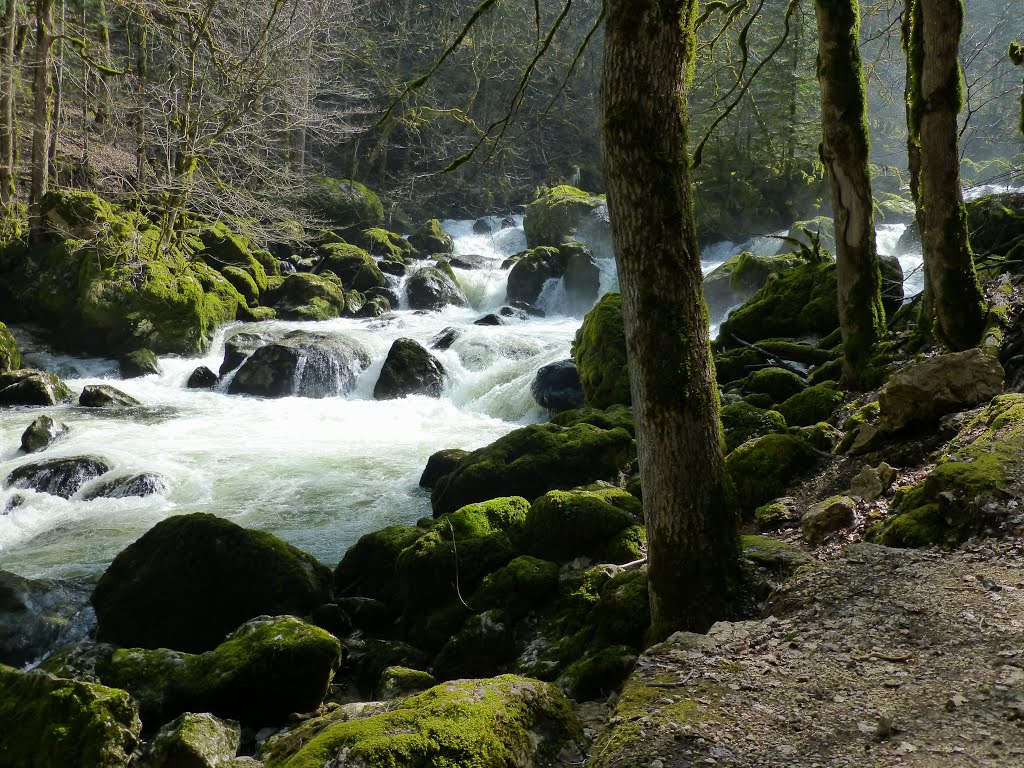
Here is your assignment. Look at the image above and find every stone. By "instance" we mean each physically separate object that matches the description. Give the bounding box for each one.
[473,218,492,234]
[523,185,602,247]
[228,331,370,399]
[879,349,1004,432]
[801,495,856,545]
[81,472,168,500]
[318,243,387,292]
[419,448,469,489]
[374,338,446,399]
[506,245,567,306]
[726,434,820,513]
[304,177,384,233]
[408,219,454,255]
[4,456,111,498]
[219,332,269,376]
[572,293,630,408]
[474,313,505,326]
[79,384,141,408]
[850,463,891,501]
[375,666,437,700]
[135,712,240,768]
[187,366,219,389]
[0,571,93,667]
[270,272,346,321]
[20,415,69,453]
[405,266,470,310]
[0,369,73,407]
[525,488,645,563]
[92,512,333,653]
[119,348,162,379]
[531,359,585,412]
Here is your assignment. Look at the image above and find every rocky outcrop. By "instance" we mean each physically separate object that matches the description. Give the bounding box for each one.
[91,512,333,652]
[81,472,168,500]
[374,338,446,399]
[228,331,370,399]
[5,456,111,498]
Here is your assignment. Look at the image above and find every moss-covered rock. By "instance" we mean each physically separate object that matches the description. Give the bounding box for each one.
[726,433,820,513]
[801,495,856,545]
[92,512,333,653]
[556,645,638,702]
[306,177,384,234]
[0,369,73,406]
[523,185,602,248]
[752,498,800,530]
[720,402,788,453]
[471,556,559,619]
[318,242,387,292]
[406,266,470,310]
[334,524,423,606]
[572,292,630,409]
[550,404,635,435]
[775,382,844,427]
[419,448,470,489]
[593,570,650,647]
[703,251,805,319]
[258,675,583,768]
[719,258,838,343]
[408,219,454,256]
[0,663,140,767]
[80,384,141,408]
[713,347,765,385]
[373,337,446,399]
[270,272,346,321]
[197,222,269,292]
[777,216,835,256]
[965,192,1024,258]
[437,496,531,540]
[136,712,240,768]
[375,666,437,700]
[110,615,342,725]
[119,348,161,379]
[430,608,519,681]
[524,488,644,563]
[0,321,19,373]
[221,265,261,307]
[360,228,416,262]
[431,422,636,517]
[743,367,806,403]
[20,414,70,453]
[506,246,565,305]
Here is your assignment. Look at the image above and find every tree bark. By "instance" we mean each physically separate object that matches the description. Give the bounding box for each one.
[0,0,18,208]
[814,0,884,388]
[29,0,55,233]
[603,0,740,642]
[917,0,985,351]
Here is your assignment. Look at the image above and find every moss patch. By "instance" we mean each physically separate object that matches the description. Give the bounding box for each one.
[726,433,820,513]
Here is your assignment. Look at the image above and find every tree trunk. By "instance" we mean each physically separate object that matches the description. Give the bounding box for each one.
[603,0,740,642]
[0,0,17,209]
[814,0,884,388]
[47,0,63,185]
[29,0,55,234]
[917,0,985,350]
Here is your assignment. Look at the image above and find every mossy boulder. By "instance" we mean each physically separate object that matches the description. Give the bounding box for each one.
[437,496,531,540]
[419,448,470,488]
[406,266,470,310]
[720,402,788,453]
[430,608,519,681]
[0,321,19,373]
[374,338,446,399]
[702,251,805,320]
[306,177,384,234]
[319,243,387,292]
[752,497,800,530]
[801,495,856,545]
[258,675,583,768]
[572,292,630,409]
[334,525,423,607]
[506,246,565,305]
[408,219,454,256]
[0,664,141,768]
[221,265,261,307]
[92,512,333,653]
[431,422,636,517]
[197,223,269,292]
[775,382,844,427]
[871,394,1024,546]
[119,348,161,379]
[524,488,644,563]
[471,556,559,619]
[726,433,820,513]
[593,569,650,647]
[550,404,635,435]
[965,192,1024,258]
[0,369,73,406]
[719,258,838,343]
[777,216,835,256]
[270,272,346,321]
[110,615,342,725]
[713,347,765,385]
[375,666,437,700]
[136,712,240,768]
[743,367,805,403]
[360,228,416,262]
[20,414,70,453]
[556,645,638,702]
[523,185,602,248]
[80,384,141,408]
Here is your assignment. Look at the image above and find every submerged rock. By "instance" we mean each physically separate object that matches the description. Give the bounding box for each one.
[4,456,111,498]
[228,331,370,399]
[374,338,446,399]
[119,348,161,379]
[0,369,73,407]
[79,384,141,408]
[531,359,585,412]
[187,366,219,389]
[82,472,168,501]
[92,512,333,652]
[20,414,70,453]
[0,664,141,767]
[429,327,462,350]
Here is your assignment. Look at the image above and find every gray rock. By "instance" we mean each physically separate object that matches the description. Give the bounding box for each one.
[229,331,370,399]
[79,384,141,408]
[136,712,240,768]
[0,369,73,407]
[374,338,446,400]
[220,333,268,377]
[405,266,470,310]
[20,415,69,453]
[0,572,95,667]
[5,456,111,498]
[563,243,601,314]
[188,366,219,389]
[531,359,585,412]
[801,495,856,545]
[81,472,168,501]
[879,349,1004,432]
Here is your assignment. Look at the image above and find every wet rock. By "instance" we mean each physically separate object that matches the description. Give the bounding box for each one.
[702,252,805,321]
[431,609,518,681]
[20,415,69,453]
[802,495,856,545]
[405,266,470,310]
[472,218,492,235]
[377,258,407,276]
[82,472,168,500]
[134,712,240,768]
[92,512,333,652]
[374,338,446,400]
[0,571,94,667]
[79,384,140,408]
[509,299,545,317]
[229,331,370,399]
[498,306,528,320]
[119,348,162,379]
[270,272,346,321]
[408,219,454,256]
[0,322,19,373]
[419,448,470,489]
[187,366,219,389]
[562,242,601,313]
[220,332,268,376]
[531,359,585,412]
[318,243,387,293]
[4,456,111,498]
[0,369,74,407]
[0,664,141,767]
[500,216,516,229]
[449,257,479,270]
[474,313,505,326]
[506,246,567,306]
[429,327,461,350]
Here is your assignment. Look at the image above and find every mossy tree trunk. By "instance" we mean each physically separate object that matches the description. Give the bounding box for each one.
[602,0,740,642]
[29,0,55,236]
[0,0,16,209]
[1011,42,1023,134]
[813,0,885,388]
[917,0,986,351]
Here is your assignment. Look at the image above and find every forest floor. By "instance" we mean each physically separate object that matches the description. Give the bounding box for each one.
[588,536,1024,767]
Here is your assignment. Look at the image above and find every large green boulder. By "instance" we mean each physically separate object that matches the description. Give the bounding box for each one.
[572,292,630,408]
[405,266,470,310]
[306,177,384,233]
[0,664,140,768]
[269,272,346,321]
[719,259,838,343]
[257,675,583,768]
[92,513,333,653]
[725,433,820,512]
[776,216,835,256]
[408,219,454,256]
[702,251,805,320]
[318,243,387,292]
[359,228,416,262]
[523,185,602,248]
[437,496,531,540]
[334,524,423,606]
[471,556,560,620]
[524,488,644,563]
[775,382,844,427]
[197,222,269,292]
[110,615,342,725]
[743,367,805,403]
[720,402,788,453]
[431,423,636,517]
[0,321,18,373]
[0,369,73,406]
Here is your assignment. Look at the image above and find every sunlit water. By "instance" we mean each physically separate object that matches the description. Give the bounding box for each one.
[0,212,939,579]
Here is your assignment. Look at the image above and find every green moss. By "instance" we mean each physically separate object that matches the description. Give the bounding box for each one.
[221,265,260,306]
[726,433,820,513]
[713,347,764,385]
[306,177,384,233]
[808,356,844,385]
[720,402,787,453]
[594,570,650,648]
[753,499,798,530]
[0,664,140,767]
[197,222,269,291]
[523,185,601,248]
[572,293,631,409]
[744,367,806,403]
[271,272,346,320]
[556,645,637,701]
[361,228,415,262]
[472,556,560,619]
[525,488,643,563]
[741,535,812,572]
[801,421,842,451]
[259,675,583,768]
[319,242,387,292]
[0,321,20,372]
[550,404,635,436]
[438,496,532,540]
[375,666,437,700]
[408,219,454,256]
[334,524,423,606]
[775,382,844,427]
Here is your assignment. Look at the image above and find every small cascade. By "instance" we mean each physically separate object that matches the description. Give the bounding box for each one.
[536,278,571,317]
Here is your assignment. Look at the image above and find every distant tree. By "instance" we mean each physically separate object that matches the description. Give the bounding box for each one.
[603,0,740,640]
[0,0,16,210]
